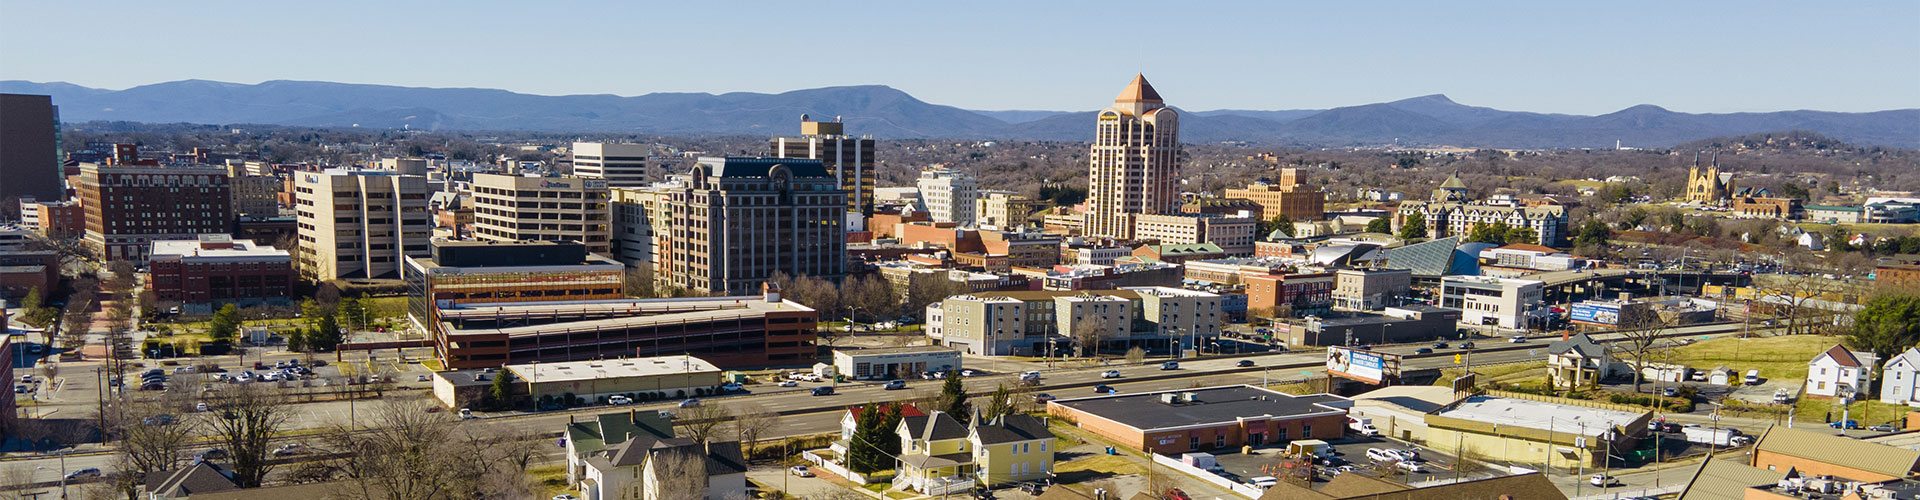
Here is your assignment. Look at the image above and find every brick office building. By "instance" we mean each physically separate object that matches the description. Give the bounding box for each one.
[79,162,232,262]
[147,234,295,314]
[1048,385,1350,454]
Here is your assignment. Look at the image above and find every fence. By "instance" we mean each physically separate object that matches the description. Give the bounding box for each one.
[802,449,872,485]
[1148,453,1267,498]
[1486,389,1649,413]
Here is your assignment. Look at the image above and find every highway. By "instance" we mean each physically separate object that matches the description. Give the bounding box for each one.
[2,321,1764,491]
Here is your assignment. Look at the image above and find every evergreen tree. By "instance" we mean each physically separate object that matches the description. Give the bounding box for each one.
[208,303,243,341]
[1573,220,1611,247]
[1269,214,1294,237]
[1504,226,1539,245]
[286,327,308,352]
[939,370,969,424]
[309,314,343,351]
[982,384,1016,421]
[847,403,888,474]
[1398,212,1428,240]
[487,369,516,410]
[337,297,369,331]
[1365,217,1391,234]
[878,403,904,458]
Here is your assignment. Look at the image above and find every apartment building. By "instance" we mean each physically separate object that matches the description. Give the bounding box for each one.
[927,287,1220,356]
[976,190,1036,228]
[1440,275,1545,329]
[668,157,847,295]
[1332,268,1412,311]
[147,234,294,314]
[1245,272,1335,316]
[1222,168,1325,221]
[79,163,232,262]
[1086,75,1180,239]
[571,142,652,188]
[1131,213,1257,256]
[916,167,978,225]
[609,185,677,277]
[772,117,876,219]
[294,168,431,280]
[470,173,612,255]
[18,197,83,238]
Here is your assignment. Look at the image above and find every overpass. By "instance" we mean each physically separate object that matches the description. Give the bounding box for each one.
[1527,268,1752,304]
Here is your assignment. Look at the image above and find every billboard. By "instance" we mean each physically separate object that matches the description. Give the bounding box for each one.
[1326,346,1400,384]
[1569,302,1621,326]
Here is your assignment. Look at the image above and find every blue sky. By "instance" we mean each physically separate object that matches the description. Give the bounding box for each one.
[2,1,1915,114]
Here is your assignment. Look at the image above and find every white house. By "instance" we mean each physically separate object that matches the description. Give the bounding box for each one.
[1808,344,1876,399]
[1882,348,1920,406]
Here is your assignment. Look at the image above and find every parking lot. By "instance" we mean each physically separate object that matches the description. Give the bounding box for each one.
[1198,436,1505,490]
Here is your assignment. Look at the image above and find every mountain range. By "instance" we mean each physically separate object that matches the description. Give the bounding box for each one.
[4,79,1915,149]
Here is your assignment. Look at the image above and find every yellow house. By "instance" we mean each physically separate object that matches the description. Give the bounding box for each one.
[896,410,1055,493]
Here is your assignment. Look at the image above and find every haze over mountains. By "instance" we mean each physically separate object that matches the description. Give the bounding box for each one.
[4,79,1915,149]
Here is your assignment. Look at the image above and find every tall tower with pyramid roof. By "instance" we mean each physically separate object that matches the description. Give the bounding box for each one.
[1086,74,1180,239]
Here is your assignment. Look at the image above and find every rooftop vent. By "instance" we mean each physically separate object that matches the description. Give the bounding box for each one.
[1159,393,1184,405]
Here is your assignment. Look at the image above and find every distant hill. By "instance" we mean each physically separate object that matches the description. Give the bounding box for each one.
[5,80,1914,149]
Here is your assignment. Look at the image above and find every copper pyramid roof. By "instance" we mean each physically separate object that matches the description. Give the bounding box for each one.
[1115,74,1163,103]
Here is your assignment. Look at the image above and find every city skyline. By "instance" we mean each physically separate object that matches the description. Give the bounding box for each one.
[1,1,1915,115]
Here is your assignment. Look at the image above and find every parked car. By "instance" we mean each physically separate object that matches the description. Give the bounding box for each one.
[778,380,799,387]
[811,387,835,396]
[1236,360,1255,367]
[1033,393,1056,403]
[1019,482,1044,494]
[789,465,813,477]
[1366,448,1403,462]
[960,369,979,377]
[678,399,701,408]
[1160,361,1180,370]
[1093,385,1117,394]
[552,495,578,500]
[1831,419,1863,430]
[1246,476,1279,488]
[197,448,228,461]
[883,380,907,390]
[721,382,743,392]
[1101,370,1122,379]
[608,395,632,405]
[458,408,475,420]
[1662,387,1678,397]
[1871,424,1898,432]
[1164,488,1192,500]
[1395,461,1426,473]
[417,374,430,382]
[1590,474,1619,487]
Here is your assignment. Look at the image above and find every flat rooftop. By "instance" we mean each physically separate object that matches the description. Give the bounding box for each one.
[506,355,720,384]
[439,296,812,336]
[834,346,962,357]
[1434,396,1642,435]
[150,238,288,260]
[1051,385,1349,431]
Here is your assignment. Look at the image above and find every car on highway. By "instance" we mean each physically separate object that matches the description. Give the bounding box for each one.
[790,465,813,477]
[1033,393,1056,403]
[1414,348,1433,354]
[1093,385,1116,394]
[884,380,907,390]
[1662,387,1678,397]
[778,380,799,387]
[1432,341,1449,349]
[1101,370,1122,379]
[608,395,632,405]
[197,448,228,461]
[65,468,102,480]
[811,387,835,396]
[273,444,305,456]
[417,374,430,382]
[458,408,475,420]
[1160,361,1179,370]
[678,399,702,408]
[1236,360,1255,367]
[1509,336,1527,343]
[961,369,979,377]
[721,383,743,392]
[1459,341,1475,349]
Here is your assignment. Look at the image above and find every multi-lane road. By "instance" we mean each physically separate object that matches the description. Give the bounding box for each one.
[3,321,1766,492]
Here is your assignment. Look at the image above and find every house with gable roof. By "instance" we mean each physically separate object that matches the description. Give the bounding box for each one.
[894,409,1056,494]
[562,409,748,500]
[1546,333,1611,389]
[1880,348,1920,406]
[1807,344,1876,399]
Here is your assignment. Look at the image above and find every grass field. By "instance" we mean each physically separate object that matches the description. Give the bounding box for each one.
[1664,335,1838,382]
[1055,454,1147,476]
[528,464,571,499]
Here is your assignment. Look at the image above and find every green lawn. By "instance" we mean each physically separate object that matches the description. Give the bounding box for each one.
[528,465,572,499]
[1794,397,1911,428]
[1664,335,1838,382]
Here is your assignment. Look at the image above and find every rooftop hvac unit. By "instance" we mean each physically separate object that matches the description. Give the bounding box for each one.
[1160,393,1183,405]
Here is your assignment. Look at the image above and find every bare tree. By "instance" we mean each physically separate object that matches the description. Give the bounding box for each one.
[1617,314,1670,394]
[113,397,201,483]
[645,447,709,500]
[733,404,777,462]
[0,464,35,500]
[1071,320,1103,358]
[204,384,292,487]
[675,403,734,444]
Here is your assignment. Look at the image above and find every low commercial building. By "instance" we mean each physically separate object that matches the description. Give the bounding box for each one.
[1331,268,1411,311]
[833,346,963,380]
[404,239,624,314]
[1245,271,1335,316]
[508,355,723,406]
[926,287,1221,356]
[1440,275,1545,329]
[1751,425,1920,482]
[1425,395,1651,470]
[1131,213,1257,256]
[147,234,295,314]
[1047,385,1351,454]
[1345,386,1460,443]
[423,286,817,370]
[1274,305,1461,347]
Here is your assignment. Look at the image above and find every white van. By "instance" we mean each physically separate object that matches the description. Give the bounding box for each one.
[1745,370,1761,385]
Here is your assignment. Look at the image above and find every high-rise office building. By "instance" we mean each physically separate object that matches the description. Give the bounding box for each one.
[772,116,875,222]
[609,184,677,276]
[294,169,431,279]
[571,142,652,188]
[0,94,63,202]
[470,173,612,255]
[976,190,1037,228]
[916,167,978,225]
[1223,168,1325,221]
[79,163,232,262]
[228,163,283,219]
[668,157,847,295]
[1086,74,1180,240]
